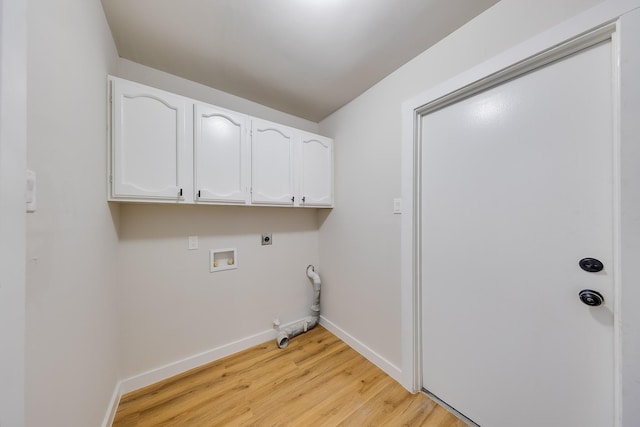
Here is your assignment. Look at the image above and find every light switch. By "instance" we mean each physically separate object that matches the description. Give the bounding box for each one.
[393,198,402,214]
[26,170,36,212]
[188,235,198,250]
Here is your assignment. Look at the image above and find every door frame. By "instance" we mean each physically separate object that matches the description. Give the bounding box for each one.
[400,2,640,426]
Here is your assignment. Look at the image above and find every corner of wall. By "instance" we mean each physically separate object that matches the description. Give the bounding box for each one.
[26,0,122,425]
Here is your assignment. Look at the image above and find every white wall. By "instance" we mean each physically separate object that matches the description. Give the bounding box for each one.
[114,59,319,134]
[0,0,26,425]
[118,204,320,379]
[318,0,605,376]
[25,0,120,425]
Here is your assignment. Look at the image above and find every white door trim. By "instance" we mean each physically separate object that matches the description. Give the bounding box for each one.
[401,1,640,426]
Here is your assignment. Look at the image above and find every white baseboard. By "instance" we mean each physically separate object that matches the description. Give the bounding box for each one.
[102,317,403,426]
[319,315,403,384]
[102,326,281,426]
[101,381,123,427]
[119,327,283,395]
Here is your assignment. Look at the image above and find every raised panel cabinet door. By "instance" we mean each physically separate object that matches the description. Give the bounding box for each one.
[299,132,333,207]
[251,119,295,205]
[111,77,187,200]
[194,104,249,204]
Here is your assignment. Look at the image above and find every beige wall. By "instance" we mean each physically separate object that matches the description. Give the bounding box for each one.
[26,0,120,425]
[318,0,605,371]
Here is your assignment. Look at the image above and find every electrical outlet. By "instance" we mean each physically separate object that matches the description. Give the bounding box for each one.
[188,235,198,250]
[262,233,272,245]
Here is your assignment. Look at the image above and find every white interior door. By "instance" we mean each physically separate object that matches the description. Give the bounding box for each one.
[420,40,615,426]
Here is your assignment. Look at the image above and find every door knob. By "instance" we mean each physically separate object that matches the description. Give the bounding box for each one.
[579,258,604,273]
[579,289,604,307]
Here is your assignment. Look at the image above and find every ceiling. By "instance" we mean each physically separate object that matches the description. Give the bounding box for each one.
[101,0,499,122]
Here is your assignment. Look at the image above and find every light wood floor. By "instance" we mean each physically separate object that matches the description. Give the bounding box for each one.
[114,326,467,426]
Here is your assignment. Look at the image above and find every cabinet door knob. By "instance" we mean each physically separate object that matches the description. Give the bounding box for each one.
[197,190,201,198]
[179,188,183,197]
[291,196,295,203]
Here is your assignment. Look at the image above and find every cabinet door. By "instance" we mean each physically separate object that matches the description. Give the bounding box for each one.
[194,104,249,204]
[299,132,333,207]
[111,78,187,201]
[251,119,296,205]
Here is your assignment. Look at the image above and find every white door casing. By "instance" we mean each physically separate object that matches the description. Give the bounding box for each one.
[401,2,640,427]
[617,8,640,425]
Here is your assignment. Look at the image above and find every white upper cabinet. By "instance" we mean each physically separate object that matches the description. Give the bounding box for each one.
[251,119,296,205]
[299,132,333,207]
[110,77,188,201]
[194,104,250,204]
[108,76,333,208]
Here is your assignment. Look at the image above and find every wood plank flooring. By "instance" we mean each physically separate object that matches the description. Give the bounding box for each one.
[113,326,467,426]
